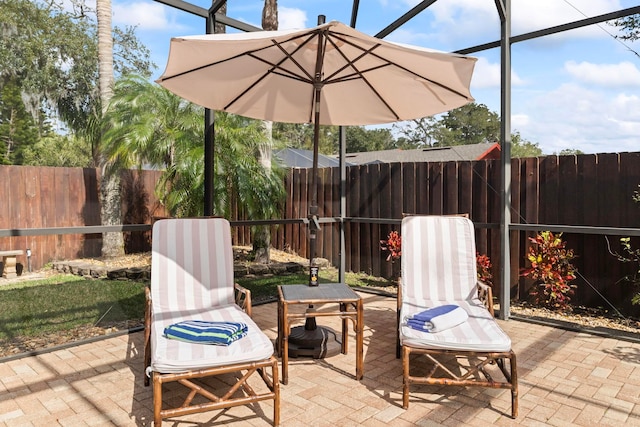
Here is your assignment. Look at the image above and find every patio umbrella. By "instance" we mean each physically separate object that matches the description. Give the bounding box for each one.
[156,19,477,272]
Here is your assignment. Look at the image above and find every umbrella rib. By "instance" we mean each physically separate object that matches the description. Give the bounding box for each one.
[324,38,401,121]
[223,32,320,111]
[159,30,319,83]
[330,31,474,100]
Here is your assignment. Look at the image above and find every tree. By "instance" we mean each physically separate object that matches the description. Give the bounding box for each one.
[392,103,542,157]
[345,126,396,153]
[392,116,441,148]
[0,79,40,164]
[510,131,543,158]
[557,149,584,156]
[0,0,151,156]
[101,75,285,230]
[21,134,92,167]
[0,0,94,158]
[273,122,338,155]
[101,76,202,176]
[437,103,500,146]
[392,103,500,147]
[252,0,280,263]
[612,13,640,41]
[96,0,125,258]
[273,122,314,149]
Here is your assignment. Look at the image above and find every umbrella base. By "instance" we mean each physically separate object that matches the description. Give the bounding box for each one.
[288,325,341,359]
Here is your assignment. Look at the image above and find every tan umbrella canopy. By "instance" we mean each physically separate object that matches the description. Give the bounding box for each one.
[157,19,477,272]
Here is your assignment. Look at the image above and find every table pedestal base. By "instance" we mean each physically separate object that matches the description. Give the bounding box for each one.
[288,325,341,358]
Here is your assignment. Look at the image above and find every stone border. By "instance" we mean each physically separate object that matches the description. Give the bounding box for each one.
[51,261,151,281]
[50,260,308,281]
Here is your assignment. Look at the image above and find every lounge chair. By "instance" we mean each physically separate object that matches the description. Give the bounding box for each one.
[144,218,280,425]
[397,215,518,418]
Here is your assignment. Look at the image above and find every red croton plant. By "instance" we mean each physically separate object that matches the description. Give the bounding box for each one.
[380,230,402,263]
[476,253,493,287]
[520,231,577,311]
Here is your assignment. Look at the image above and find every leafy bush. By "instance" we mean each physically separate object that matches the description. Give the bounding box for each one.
[476,253,493,287]
[609,237,640,305]
[521,231,577,311]
[380,230,402,263]
[609,185,640,305]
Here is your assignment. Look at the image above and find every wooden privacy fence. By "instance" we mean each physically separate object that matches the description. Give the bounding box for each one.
[2,153,640,315]
[0,165,167,271]
[236,152,640,316]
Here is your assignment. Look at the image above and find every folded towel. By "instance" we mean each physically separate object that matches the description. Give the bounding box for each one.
[405,304,468,333]
[164,320,248,345]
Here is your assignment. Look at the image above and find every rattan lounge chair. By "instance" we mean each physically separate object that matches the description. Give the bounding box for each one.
[397,215,518,418]
[144,218,280,426]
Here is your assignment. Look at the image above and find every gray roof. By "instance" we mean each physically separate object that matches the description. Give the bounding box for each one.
[341,143,500,165]
[275,148,355,168]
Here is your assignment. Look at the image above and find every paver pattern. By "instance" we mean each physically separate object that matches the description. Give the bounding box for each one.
[1,292,639,426]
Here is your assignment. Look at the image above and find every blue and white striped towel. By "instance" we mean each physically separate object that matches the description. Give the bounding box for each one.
[164,320,248,345]
[405,304,468,333]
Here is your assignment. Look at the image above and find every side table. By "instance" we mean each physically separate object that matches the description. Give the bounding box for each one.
[277,283,364,385]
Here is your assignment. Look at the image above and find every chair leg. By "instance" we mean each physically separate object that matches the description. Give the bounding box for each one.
[402,346,410,409]
[272,357,280,426]
[152,372,162,426]
[510,351,519,419]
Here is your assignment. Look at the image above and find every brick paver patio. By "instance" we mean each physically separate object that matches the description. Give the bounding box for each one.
[1,291,639,426]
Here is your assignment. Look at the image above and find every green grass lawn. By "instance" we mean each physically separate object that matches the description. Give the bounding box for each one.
[0,275,146,342]
[0,269,394,349]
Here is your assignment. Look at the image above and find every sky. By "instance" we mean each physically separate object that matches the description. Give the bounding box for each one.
[110,0,640,155]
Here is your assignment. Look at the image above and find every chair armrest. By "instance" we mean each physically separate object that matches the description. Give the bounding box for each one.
[476,281,495,317]
[234,283,253,317]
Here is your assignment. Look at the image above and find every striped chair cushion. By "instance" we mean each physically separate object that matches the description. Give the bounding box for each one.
[149,218,273,373]
[400,299,511,352]
[399,216,511,352]
[151,218,236,312]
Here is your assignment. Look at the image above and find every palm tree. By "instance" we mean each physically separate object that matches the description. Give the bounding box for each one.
[96,0,124,258]
[252,0,279,263]
[101,75,284,223]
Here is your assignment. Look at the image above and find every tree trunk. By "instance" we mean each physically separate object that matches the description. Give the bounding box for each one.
[214,3,227,34]
[253,0,278,264]
[97,0,124,258]
[262,0,278,30]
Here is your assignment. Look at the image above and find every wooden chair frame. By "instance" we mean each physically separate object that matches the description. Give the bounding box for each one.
[144,218,280,426]
[145,285,280,426]
[396,215,518,418]
[397,282,518,418]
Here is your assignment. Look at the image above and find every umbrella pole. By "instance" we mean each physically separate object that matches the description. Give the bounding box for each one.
[308,93,320,279]
[308,14,325,285]
[300,15,326,339]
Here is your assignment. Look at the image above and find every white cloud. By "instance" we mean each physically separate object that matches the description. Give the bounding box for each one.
[513,83,640,154]
[427,0,625,42]
[565,61,640,88]
[278,7,307,30]
[113,1,181,31]
[384,28,437,46]
[512,0,622,36]
[428,0,497,41]
[471,57,525,89]
[512,114,530,129]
